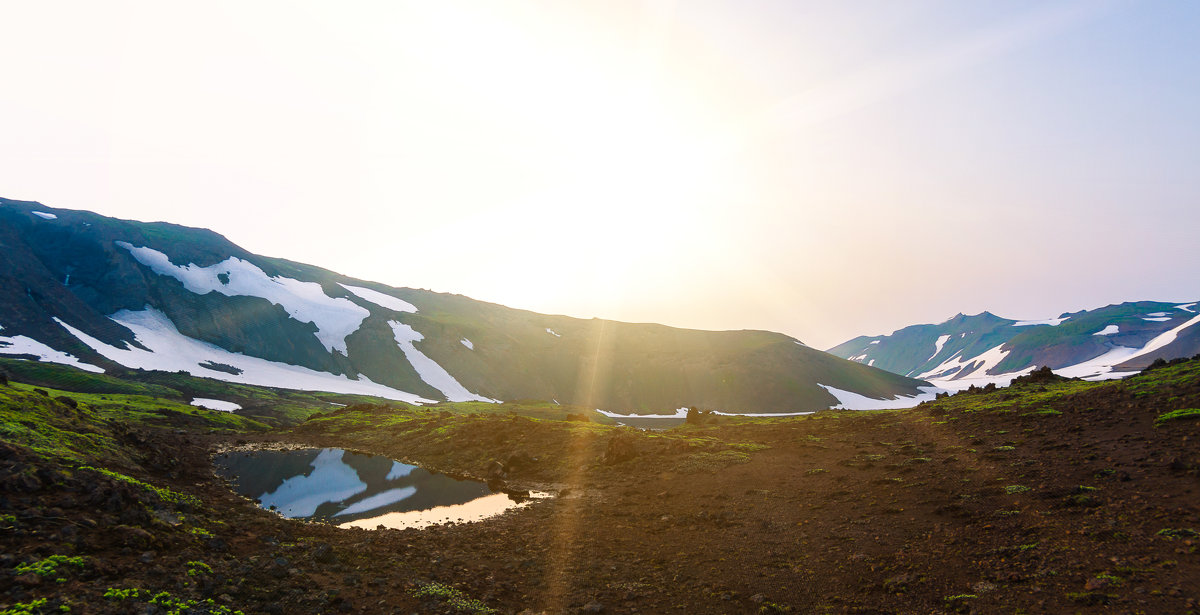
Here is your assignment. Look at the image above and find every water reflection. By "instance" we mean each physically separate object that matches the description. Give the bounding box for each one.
[214,448,542,529]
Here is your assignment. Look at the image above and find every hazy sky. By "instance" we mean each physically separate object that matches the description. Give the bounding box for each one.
[2,1,1198,349]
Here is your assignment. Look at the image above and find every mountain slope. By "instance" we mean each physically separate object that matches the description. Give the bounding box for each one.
[828,302,1200,387]
[0,198,928,413]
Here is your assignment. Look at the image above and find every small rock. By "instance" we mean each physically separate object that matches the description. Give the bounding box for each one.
[750,593,766,604]
[1085,577,1111,591]
[883,574,912,592]
[312,542,336,563]
[486,460,507,480]
[581,601,605,613]
[14,573,41,587]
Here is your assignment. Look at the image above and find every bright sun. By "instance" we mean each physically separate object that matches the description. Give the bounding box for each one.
[384,2,749,306]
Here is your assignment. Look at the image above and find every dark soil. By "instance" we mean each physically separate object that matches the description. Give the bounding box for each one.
[2,362,1199,614]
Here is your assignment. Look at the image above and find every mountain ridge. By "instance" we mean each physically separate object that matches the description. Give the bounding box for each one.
[0,197,928,413]
[828,301,1200,388]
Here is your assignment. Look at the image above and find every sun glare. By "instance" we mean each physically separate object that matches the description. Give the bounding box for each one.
[388,2,749,316]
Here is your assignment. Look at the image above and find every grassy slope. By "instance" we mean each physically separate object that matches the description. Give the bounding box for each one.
[0,358,400,426]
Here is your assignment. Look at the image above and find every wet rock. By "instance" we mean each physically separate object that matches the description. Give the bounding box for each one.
[117,526,157,549]
[14,573,41,587]
[7,472,41,493]
[505,452,536,474]
[487,460,507,480]
[603,435,637,464]
[312,542,336,563]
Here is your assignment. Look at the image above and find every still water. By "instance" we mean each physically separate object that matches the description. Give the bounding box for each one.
[214,448,542,530]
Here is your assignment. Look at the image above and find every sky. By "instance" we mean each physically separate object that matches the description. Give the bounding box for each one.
[2,0,1198,349]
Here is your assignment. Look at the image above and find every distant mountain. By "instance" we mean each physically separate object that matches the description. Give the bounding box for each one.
[0,197,929,413]
[828,302,1200,387]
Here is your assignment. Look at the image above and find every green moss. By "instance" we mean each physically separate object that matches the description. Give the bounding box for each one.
[410,582,496,614]
[14,555,86,579]
[1154,408,1200,425]
[188,527,213,538]
[675,450,751,474]
[1157,528,1198,540]
[1004,485,1031,494]
[77,466,201,508]
[185,561,212,576]
[1022,408,1062,416]
[1,598,48,615]
[103,588,148,601]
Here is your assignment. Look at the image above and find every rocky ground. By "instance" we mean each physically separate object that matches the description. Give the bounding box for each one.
[1,361,1199,614]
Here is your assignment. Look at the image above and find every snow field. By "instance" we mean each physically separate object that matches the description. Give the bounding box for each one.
[55,308,431,403]
[1013,316,1068,326]
[190,398,241,412]
[0,324,105,373]
[388,321,494,403]
[338,284,418,313]
[118,243,368,354]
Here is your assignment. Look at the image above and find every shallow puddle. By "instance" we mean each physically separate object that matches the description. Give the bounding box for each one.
[213,448,544,529]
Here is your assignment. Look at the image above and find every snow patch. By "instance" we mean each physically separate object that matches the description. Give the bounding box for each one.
[869,340,879,345]
[1145,312,1170,318]
[595,406,817,419]
[1024,313,1198,382]
[924,367,1036,392]
[1013,316,1068,327]
[0,327,105,373]
[338,284,417,313]
[918,344,1014,381]
[190,398,241,412]
[1177,303,1197,313]
[460,338,474,350]
[117,243,367,354]
[1109,312,1200,368]
[1142,317,1171,322]
[931,334,951,360]
[388,321,494,403]
[819,384,944,410]
[1093,325,1120,336]
[31,211,57,220]
[56,308,431,403]
[545,328,561,337]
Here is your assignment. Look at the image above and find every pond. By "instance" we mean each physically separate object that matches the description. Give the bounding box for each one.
[213,448,544,530]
